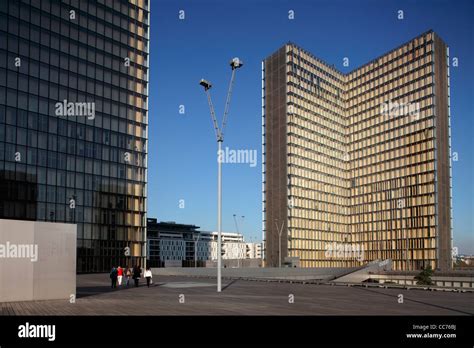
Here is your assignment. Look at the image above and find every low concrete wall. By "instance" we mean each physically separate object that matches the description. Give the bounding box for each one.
[152,266,359,281]
[0,219,76,303]
[370,274,474,289]
[205,258,262,268]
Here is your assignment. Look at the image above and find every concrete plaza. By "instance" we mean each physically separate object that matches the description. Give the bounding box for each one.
[1,273,473,315]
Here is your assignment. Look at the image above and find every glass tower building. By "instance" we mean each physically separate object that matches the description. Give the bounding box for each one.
[0,0,149,272]
[262,31,453,271]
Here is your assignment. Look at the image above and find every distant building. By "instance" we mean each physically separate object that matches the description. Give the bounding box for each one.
[263,31,452,271]
[146,218,256,266]
[246,242,262,259]
[208,231,246,260]
[146,218,210,267]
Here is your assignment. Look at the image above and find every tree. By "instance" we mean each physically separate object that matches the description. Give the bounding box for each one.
[415,265,434,285]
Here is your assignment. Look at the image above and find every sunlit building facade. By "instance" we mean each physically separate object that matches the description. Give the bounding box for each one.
[262,31,452,271]
[0,0,149,272]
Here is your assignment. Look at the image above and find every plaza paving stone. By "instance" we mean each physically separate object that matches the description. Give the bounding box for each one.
[1,273,473,315]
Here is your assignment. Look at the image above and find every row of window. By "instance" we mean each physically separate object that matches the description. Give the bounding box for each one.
[0,70,148,115]
[1,185,145,212]
[0,29,148,83]
[286,47,344,86]
[1,117,145,146]
[0,51,147,95]
[2,0,149,50]
[350,106,433,143]
[1,163,146,196]
[346,40,433,93]
[0,90,147,137]
[348,73,434,118]
[288,118,434,167]
[347,61,433,107]
[286,33,433,98]
[1,201,145,227]
[2,133,146,168]
[1,156,146,186]
[77,230,145,244]
[289,236,436,252]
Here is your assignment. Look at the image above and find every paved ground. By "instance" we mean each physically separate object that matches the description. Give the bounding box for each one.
[1,274,473,315]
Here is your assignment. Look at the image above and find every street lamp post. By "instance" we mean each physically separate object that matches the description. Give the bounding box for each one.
[233,214,245,268]
[193,233,200,268]
[233,214,239,268]
[240,215,245,266]
[275,220,285,268]
[397,198,408,286]
[200,58,243,292]
[406,208,409,283]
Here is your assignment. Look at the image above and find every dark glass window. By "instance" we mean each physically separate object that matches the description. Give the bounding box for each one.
[28,77,38,94]
[18,74,28,92]
[7,70,17,89]
[29,60,39,78]
[17,127,27,145]
[7,89,17,107]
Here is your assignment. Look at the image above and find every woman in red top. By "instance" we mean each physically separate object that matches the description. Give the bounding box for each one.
[117,266,124,287]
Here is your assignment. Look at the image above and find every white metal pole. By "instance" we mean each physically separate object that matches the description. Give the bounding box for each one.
[275,220,283,268]
[217,139,223,292]
[279,232,282,268]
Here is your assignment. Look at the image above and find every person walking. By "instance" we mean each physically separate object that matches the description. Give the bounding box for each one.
[117,266,123,287]
[125,267,132,287]
[144,267,153,287]
[110,266,118,288]
[133,264,142,287]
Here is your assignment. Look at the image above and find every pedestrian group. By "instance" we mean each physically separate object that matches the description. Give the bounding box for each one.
[110,265,153,289]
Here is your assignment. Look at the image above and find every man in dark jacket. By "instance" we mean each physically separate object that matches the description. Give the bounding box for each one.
[110,266,118,288]
[132,265,142,287]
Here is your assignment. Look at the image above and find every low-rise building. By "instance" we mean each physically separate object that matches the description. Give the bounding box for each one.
[246,242,262,259]
[208,232,246,260]
[146,218,260,266]
[146,218,211,267]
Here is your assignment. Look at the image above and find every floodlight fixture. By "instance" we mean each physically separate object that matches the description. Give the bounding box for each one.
[230,57,243,70]
[199,79,212,90]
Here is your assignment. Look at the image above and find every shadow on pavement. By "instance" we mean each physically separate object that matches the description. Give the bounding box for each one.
[77,284,139,298]
[221,279,238,291]
[354,286,474,315]
[77,279,165,298]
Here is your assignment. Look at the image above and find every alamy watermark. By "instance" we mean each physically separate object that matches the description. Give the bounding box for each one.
[325,242,365,261]
[18,322,55,342]
[217,147,257,167]
[55,99,95,120]
[380,100,420,119]
[0,241,38,262]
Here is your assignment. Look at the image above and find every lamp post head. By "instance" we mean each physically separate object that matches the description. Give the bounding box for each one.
[230,57,243,70]
[199,79,212,90]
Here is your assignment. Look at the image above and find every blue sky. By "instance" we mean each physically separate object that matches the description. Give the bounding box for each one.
[148,0,474,253]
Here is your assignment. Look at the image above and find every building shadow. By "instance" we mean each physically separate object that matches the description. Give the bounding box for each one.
[76,284,139,298]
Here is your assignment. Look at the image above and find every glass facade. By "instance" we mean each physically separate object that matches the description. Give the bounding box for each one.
[0,0,149,272]
[263,31,452,271]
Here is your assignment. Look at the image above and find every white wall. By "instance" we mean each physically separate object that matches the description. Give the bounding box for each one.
[0,219,76,303]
